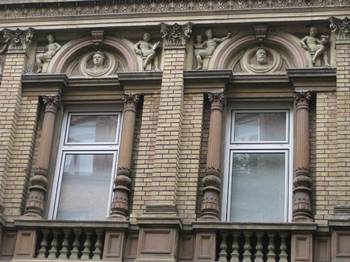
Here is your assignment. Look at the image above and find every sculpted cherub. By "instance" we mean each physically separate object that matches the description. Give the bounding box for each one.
[134,32,160,71]
[300,26,330,67]
[195,29,231,70]
[36,33,61,73]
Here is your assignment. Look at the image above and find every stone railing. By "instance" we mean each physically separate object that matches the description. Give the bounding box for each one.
[34,228,105,260]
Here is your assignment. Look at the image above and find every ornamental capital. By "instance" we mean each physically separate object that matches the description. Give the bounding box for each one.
[42,94,60,113]
[0,27,34,54]
[123,94,140,106]
[160,22,192,48]
[295,91,312,109]
[329,16,350,41]
[207,92,225,105]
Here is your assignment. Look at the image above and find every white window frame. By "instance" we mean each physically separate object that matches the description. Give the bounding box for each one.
[48,105,122,220]
[222,102,294,222]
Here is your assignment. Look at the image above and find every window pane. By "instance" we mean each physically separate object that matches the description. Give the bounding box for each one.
[234,112,286,142]
[230,153,286,222]
[67,114,118,143]
[56,154,114,220]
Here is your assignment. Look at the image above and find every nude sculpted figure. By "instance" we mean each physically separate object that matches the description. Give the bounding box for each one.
[134,33,160,70]
[36,34,61,73]
[195,29,231,70]
[300,26,330,67]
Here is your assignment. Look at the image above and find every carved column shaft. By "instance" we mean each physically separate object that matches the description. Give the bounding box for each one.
[110,94,139,219]
[24,95,60,217]
[200,92,224,220]
[293,92,313,221]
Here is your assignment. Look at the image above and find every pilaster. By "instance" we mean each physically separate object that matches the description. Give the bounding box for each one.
[145,23,192,215]
[0,28,34,214]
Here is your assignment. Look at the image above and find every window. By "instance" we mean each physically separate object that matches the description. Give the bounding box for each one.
[49,105,121,220]
[223,103,293,223]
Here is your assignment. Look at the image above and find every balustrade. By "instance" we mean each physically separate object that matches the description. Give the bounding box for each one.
[34,228,105,260]
[216,230,291,262]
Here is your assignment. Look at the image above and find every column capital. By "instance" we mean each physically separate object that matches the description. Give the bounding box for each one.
[123,94,140,112]
[329,16,350,41]
[0,28,35,54]
[42,94,61,114]
[208,92,225,110]
[160,22,192,48]
[295,91,312,110]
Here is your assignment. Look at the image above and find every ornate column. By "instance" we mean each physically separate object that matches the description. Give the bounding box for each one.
[293,92,313,221]
[110,94,139,219]
[24,95,60,217]
[200,92,224,220]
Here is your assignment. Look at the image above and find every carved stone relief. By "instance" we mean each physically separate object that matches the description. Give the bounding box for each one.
[194,29,231,70]
[0,28,34,54]
[68,50,120,77]
[134,33,160,71]
[300,26,330,67]
[329,16,350,41]
[36,34,61,73]
[240,47,282,74]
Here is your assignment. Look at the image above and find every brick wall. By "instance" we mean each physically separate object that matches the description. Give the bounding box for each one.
[177,93,204,223]
[3,96,39,217]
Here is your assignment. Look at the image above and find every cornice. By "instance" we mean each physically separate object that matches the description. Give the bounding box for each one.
[0,0,348,22]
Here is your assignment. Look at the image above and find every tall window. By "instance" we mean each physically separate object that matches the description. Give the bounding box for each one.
[223,103,293,222]
[49,105,121,220]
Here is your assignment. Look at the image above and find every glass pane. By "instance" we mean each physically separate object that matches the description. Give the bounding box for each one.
[56,154,114,220]
[230,153,286,222]
[67,114,118,143]
[234,112,287,142]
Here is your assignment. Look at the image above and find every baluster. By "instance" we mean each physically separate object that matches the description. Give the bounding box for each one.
[92,230,103,260]
[242,232,252,262]
[37,229,49,258]
[70,229,81,259]
[254,232,264,262]
[81,231,92,259]
[230,232,240,262]
[218,233,228,262]
[48,230,59,258]
[58,229,70,259]
[266,233,276,262]
[279,233,288,262]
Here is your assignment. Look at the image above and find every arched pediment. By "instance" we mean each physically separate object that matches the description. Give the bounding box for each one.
[47,36,139,76]
[208,31,308,73]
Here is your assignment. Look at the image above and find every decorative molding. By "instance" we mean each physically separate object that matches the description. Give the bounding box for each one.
[253,24,268,41]
[329,16,350,41]
[91,30,104,46]
[0,28,34,53]
[0,1,348,19]
[160,22,192,47]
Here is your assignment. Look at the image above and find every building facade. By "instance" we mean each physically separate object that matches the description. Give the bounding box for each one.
[0,1,350,261]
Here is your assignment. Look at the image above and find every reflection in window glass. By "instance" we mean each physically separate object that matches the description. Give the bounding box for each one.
[230,153,285,222]
[56,154,114,220]
[234,112,286,142]
[67,114,118,143]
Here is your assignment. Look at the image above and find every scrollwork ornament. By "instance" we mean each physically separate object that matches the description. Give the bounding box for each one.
[329,16,350,41]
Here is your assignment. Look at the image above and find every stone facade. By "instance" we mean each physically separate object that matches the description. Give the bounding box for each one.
[0,1,349,262]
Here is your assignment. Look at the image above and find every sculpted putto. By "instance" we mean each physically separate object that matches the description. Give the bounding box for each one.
[36,33,61,73]
[134,33,160,71]
[300,26,330,67]
[195,29,231,70]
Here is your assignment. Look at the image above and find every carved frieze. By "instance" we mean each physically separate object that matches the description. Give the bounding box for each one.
[0,1,348,19]
[329,16,350,41]
[0,28,34,54]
